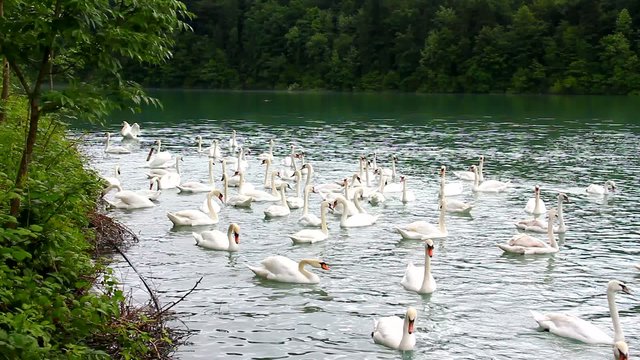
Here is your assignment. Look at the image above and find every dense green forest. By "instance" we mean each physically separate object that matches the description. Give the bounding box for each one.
[124,0,640,94]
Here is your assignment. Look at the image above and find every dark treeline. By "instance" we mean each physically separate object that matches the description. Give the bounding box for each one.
[124,0,640,94]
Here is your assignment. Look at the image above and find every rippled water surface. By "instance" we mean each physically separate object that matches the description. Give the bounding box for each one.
[73,92,640,359]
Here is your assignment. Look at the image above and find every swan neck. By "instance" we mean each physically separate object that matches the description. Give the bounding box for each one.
[270,171,278,195]
[223,176,229,203]
[608,288,624,342]
[302,186,310,215]
[207,194,218,220]
[421,250,432,290]
[399,316,412,348]
[353,190,365,213]
[208,160,214,186]
[534,191,540,213]
[320,203,328,234]
[402,179,408,202]
[557,197,566,230]
[175,157,181,175]
[295,173,302,197]
[364,161,371,186]
[391,158,397,181]
[339,198,349,226]
[547,217,558,248]
[297,260,313,279]
[280,186,287,206]
[263,160,270,186]
[479,159,484,182]
[438,204,446,232]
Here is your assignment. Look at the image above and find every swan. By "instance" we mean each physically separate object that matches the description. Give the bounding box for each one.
[367,173,387,205]
[286,170,304,209]
[158,156,182,189]
[264,184,290,219]
[257,139,275,161]
[333,196,378,228]
[298,185,321,227]
[104,132,131,154]
[229,147,249,173]
[470,164,509,193]
[452,155,484,181]
[120,121,140,140]
[147,140,173,168]
[289,201,330,244]
[396,198,447,240]
[102,184,155,209]
[138,176,162,201]
[614,341,629,360]
[195,135,204,153]
[401,240,436,294]
[498,209,559,254]
[221,173,252,208]
[371,307,417,351]
[193,223,240,251]
[524,185,547,215]
[167,190,223,226]
[516,193,569,233]
[207,139,222,160]
[439,165,464,197]
[261,158,287,189]
[228,129,239,153]
[102,165,121,187]
[177,158,215,193]
[242,171,280,202]
[281,144,297,168]
[531,280,631,345]
[586,180,616,195]
[399,176,416,203]
[247,256,330,284]
[378,154,398,181]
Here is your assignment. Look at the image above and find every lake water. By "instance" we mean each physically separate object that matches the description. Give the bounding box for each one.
[73,91,640,359]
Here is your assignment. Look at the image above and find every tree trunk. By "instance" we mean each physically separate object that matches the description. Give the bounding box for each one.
[0,0,8,124]
[9,97,40,221]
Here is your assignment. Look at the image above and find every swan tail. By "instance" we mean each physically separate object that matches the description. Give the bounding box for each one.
[529,310,550,329]
[167,212,182,225]
[192,232,203,245]
[496,243,524,254]
[246,264,269,278]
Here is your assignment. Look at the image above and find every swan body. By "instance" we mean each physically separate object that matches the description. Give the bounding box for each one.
[445,198,473,214]
[167,190,223,226]
[289,201,330,244]
[193,223,240,251]
[470,164,509,193]
[498,209,559,255]
[516,193,569,233]
[371,307,417,351]
[147,140,173,168]
[586,180,616,195]
[397,198,447,239]
[334,196,378,228]
[524,185,547,215]
[264,184,290,219]
[120,121,140,140]
[247,256,330,284]
[158,156,182,189]
[104,132,131,154]
[452,155,484,181]
[103,185,155,209]
[531,280,631,345]
[401,240,436,294]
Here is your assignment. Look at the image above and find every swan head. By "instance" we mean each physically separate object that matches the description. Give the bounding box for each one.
[558,192,569,202]
[439,165,447,176]
[606,180,617,191]
[149,176,160,189]
[479,155,485,162]
[608,280,631,295]
[209,190,224,202]
[614,341,629,360]
[405,307,417,334]
[305,259,330,271]
[230,224,240,244]
[425,239,435,257]
[534,185,540,194]
[400,176,406,183]
[547,208,558,220]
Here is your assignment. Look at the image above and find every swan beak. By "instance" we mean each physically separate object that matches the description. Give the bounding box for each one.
[427,246,434,258]
[146,147,155,161]
[218,194,224,202]
[621,285,632,295]
[234,232,240,244]
[149,182,154,190]
[407,319,415,334]
[320,262,330,271]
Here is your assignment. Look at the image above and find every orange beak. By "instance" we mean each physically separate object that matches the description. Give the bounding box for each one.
[321,263,330,271]
[427,247,434,257]
[234,233,240,244]
[408,319,414,334]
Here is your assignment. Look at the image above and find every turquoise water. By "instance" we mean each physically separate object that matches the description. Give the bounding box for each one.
[75,91,640,359]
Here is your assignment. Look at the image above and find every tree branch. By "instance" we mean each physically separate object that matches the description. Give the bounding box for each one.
[6,59,31,94]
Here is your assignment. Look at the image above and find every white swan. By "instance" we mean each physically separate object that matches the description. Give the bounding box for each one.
[120,121,140,140]
[289,201,330,244]
[401,240,436,294]
[298,185,321,227]
[452,155,484,181]
[367,173,387,205]
[138,177,162,201]
[524,185,547,215]
[333,196,378,228]
[531,280,631,345]
[146,139,173,168]
[516,193,569,233]
[470,164,509,193]
[399,176,416,203]
[242,171,280,202]
[257,139,275,161]
[167,190,223,226]
[286,170,304,209]
[207,139,222,160]
[102,164,121,187]
[228,129,239,153]
[102,184,155,209]
[264,184,291,219]
[158,156,182,189]
[193,223,240,251]
[104,132,131,154]
[177,158,215,193]
[498,209,559,254]
[371,307,417,351]
[586,180,616,195]
[396,198,447,240]
[221,173,252,208]
[439,165,464,197]
[247,256,330,284]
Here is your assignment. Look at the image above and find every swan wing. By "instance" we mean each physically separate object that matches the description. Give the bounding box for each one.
[114,191,154,208]
[298,214,321,227]
[289,229,327,244]
[452,170,475,181]
[508,234,546,248]
[372,316,403,349]
[193,230,228,250]
[400,262,422,292]
[532,311,613,344]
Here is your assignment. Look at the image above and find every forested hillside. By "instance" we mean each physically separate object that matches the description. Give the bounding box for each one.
[124,0,640,94]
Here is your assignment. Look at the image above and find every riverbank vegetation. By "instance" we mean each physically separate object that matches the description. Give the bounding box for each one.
[124,0,640,95]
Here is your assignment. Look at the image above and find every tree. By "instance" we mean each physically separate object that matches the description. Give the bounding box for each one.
[0,0,191,223]
[0,0,8,123]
